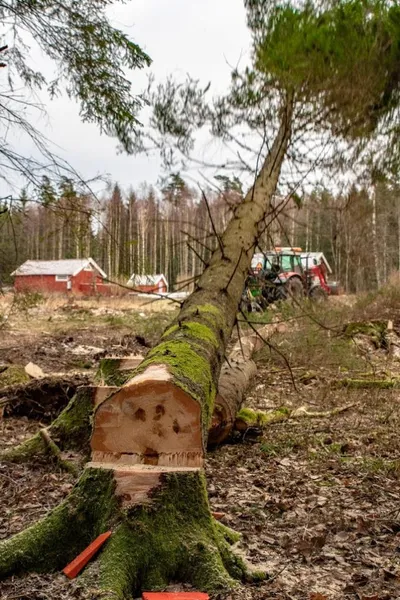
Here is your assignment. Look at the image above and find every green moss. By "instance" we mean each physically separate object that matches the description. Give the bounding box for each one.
[182,303,227,333]
[51,387,94,451]
[299,370,318,383]
[214,521,241,545]
[97,358,127,387]
[0,365,29,387]
[90,470,247,597]
[0,468,117,579]
[162,324,179,338]
[137,340,216,439]
[344,320,388,348]
[338,378,400,389]
[237,407,265,426]
[195,303,224,317]
[162,321,219,349]
[237,406,291,427]
[1,433,45,463]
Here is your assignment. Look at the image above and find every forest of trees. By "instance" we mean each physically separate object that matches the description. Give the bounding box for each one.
[0,175,399,293]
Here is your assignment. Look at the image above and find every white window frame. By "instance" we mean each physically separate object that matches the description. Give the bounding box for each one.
[55,274,69,281]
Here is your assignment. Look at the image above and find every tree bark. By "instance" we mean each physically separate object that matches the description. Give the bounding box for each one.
[0,98,293,596]
[209,323,284,445]
[372,185,381,288]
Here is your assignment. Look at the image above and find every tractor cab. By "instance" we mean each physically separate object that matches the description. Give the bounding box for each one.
[250,248,303,278]
[244,248,304,310]
[243,247,338,311]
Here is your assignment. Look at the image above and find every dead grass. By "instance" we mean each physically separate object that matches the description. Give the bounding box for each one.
[0,295,177,376]
[0,291,178,329]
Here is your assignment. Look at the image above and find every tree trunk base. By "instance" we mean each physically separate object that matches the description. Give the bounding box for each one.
[0,466,257,597]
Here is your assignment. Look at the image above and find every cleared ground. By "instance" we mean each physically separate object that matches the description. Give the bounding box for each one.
[0,290,399,599]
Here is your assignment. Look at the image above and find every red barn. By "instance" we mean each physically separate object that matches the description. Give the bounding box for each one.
[12,258,110,295]
[127,274,168,294]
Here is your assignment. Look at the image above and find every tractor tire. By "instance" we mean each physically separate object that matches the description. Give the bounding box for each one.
[240,297,252,313]
[309,285,328,302]
[284,276,304,302]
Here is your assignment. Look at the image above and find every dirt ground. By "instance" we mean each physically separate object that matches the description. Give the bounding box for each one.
[0,293,176,374]
[0,291,400,600]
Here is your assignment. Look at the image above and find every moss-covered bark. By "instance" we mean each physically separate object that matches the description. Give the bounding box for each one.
[97,358,133,387]
[85,470,252,598]
[1,101,292,593]
[0,468,117,579]
[1,387,93,464]
[235,407,291,433]
[338,377,400,389]
[0,364,30,387]
[344,320,389,349]
[0,467,255,597]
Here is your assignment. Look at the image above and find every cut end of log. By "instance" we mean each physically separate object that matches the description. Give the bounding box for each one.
[112,355,144,371]
[87,462,200,507]
[93,385,118,408]
[91,365,203,468]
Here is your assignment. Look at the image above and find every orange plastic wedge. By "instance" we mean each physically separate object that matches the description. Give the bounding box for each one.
[62,531,112,579]
[142,593,209,600]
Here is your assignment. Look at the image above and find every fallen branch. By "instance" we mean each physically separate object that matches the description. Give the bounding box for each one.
[39,429,78,475]
[338,378,400,389]
[235,402,358,433]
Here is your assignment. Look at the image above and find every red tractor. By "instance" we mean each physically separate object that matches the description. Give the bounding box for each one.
[241,248,337,311]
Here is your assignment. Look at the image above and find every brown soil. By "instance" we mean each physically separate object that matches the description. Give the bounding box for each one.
[1,298,400,599]
[0,295,175,375]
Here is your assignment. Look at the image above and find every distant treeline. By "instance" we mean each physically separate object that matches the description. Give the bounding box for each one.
[0,175,399,293]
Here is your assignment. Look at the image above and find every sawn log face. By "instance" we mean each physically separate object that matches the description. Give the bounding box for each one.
[91,365,203,468]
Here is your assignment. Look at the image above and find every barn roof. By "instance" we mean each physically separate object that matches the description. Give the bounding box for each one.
[11,258,107,278]
[127,274,168,287]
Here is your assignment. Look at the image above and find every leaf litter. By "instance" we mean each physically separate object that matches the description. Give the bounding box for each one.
[1,305,400,599]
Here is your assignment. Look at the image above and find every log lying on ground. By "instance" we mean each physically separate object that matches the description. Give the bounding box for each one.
[1,322,281,464]
[337,378,400,389]
[209,323,286,444]
[0,102,293,596]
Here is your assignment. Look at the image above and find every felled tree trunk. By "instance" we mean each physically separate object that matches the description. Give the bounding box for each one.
[209,323,284,444]
[0,100,293,597]
[0,330,266,465]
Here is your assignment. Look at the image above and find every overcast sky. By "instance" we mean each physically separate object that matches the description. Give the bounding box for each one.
[24,0,252,195]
